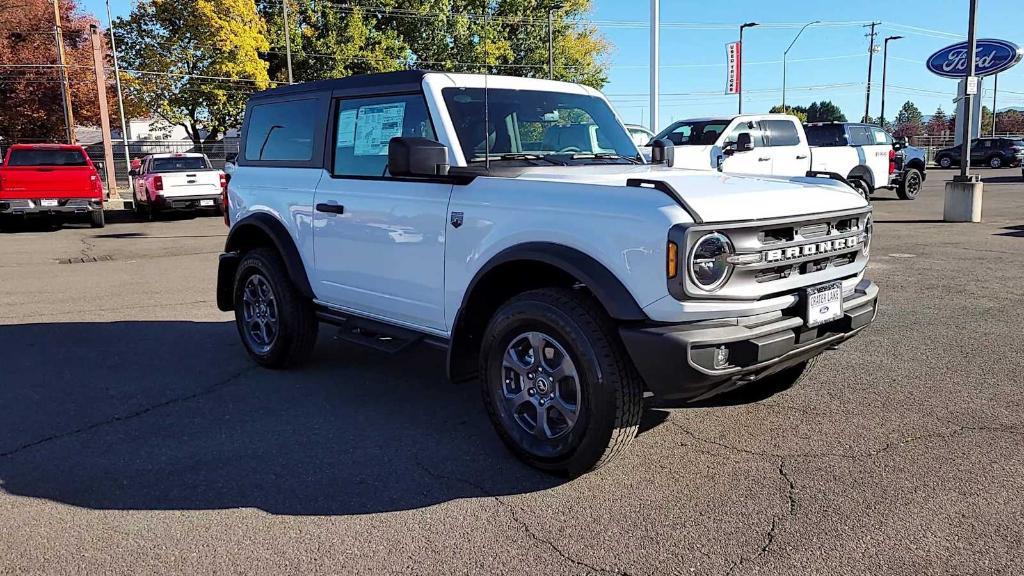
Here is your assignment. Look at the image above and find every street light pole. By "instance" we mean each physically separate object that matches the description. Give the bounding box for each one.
[650,0,659,132]
[880,35,904,127]
[106,0,131,187]
[782,20,819,114]
[738,22,758,114]
[991,74,998,137]
[959,0,980,181]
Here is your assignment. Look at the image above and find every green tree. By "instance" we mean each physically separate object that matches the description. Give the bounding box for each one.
[805,101,846,123]
[769,105,807,122]
[926,107,949,136]
[892,101,924,138]
[980,105,994,134]
[115,0,270,147]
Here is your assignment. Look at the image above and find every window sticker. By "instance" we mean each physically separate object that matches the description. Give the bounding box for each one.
[338,109,357,147]
[873,131,887,144]
[354,102,406,156]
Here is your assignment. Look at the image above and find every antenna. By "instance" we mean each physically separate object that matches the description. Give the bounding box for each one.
[484,7,491,172]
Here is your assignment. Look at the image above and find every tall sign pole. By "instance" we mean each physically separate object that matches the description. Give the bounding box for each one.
[738,22,758,114]
[991,74,998,137]
[53,0,76,144]
[90,25,119,200]
[958,0,979,181]
[649,0,659,132]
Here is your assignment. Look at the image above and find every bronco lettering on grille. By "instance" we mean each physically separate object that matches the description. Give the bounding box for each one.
[764,235,862,263]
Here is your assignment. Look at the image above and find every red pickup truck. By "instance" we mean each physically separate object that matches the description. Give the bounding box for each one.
[0,144,106,228]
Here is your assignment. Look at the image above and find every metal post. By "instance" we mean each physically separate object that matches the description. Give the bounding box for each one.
[106,0,131,187]
[738,22,758,114]
[991,74,998,137]
[959,0,979,180]
[90,25,119,199]
[282,0,294,84]
[650,0,659,132]
[880,36,903,127]
[52,0,75,143]
[783,21,819,115]
[862,22,880,123]
[548,8,554,79]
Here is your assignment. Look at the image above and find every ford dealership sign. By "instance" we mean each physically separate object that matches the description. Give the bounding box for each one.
[927,39,1023,78]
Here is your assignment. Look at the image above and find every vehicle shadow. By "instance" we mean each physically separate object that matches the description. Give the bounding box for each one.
[0,321,564,516]
[982,175,1024,184]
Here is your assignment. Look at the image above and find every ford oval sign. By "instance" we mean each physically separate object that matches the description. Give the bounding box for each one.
[927,39,1023,78]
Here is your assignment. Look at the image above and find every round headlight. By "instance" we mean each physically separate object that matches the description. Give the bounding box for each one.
[689,233,733,291]
[863,214,873,257]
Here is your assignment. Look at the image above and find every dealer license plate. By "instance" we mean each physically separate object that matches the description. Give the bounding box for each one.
[805,282,843,328]
[199,199,215,207]
[40,199,59,207]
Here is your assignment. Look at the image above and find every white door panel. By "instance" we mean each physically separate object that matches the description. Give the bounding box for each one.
[312,178,452,331]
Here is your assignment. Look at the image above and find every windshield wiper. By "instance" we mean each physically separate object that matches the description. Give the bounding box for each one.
[469,154,566,166]
[568,153,642,164]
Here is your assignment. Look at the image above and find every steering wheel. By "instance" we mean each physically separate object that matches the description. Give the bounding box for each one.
[557,146,581,154]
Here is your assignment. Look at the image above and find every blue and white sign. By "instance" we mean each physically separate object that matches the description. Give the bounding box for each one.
[927,39,1023,78]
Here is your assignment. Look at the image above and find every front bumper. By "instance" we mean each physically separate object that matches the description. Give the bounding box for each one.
[0,198,102,216]
[620,279,878,402]
[154,194,222,211]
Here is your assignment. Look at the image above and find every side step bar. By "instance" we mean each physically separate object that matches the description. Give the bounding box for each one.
[315,306,448,354]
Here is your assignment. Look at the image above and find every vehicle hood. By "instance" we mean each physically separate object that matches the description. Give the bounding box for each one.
[511,164,867,223]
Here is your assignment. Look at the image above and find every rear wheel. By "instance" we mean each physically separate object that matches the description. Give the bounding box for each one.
[233,248,318,369]
[479,288,642,477]
[989,155,1003,169]
[897,168,922,200]
[89,209,106,229]
[937,155,953,169]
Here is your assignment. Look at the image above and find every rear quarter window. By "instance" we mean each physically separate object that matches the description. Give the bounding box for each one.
[805,125,847,147]
[244,98,320,162]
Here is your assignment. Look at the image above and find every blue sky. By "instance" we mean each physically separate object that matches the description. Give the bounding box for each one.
[83,0,1023,128]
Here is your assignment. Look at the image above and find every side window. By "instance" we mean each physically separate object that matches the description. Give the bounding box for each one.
[724,121,765,148]
[870,128,892,145]
[333,94,435,177]
[764,120,801,147]
[847,126,872,146]
[244,99,318,162]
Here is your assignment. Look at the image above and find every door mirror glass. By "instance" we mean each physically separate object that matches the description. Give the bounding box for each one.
[388,137,450,177]
[735,132,754,152]
[650,138,675,167]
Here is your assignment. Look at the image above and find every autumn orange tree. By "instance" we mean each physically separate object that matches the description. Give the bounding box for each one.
[0,0,105,143]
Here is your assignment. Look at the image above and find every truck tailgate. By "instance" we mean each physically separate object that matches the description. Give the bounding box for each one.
[0,166,99,200]
[158,171,221,197]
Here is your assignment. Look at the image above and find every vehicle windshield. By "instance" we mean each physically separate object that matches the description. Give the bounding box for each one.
[653,120,730,146]
[7,148,88,167]
[441,88,640,164]
[151,157,210,172]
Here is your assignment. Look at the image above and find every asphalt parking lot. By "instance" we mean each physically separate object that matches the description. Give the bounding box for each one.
[1,168,1022,575]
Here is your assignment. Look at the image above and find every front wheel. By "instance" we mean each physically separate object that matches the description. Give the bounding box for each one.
[937,155,953,169]
[233,248,318,368]
[479,288,643,477]
[989,155,1003,169]
[897,168,922,200]
[849,178,872,201]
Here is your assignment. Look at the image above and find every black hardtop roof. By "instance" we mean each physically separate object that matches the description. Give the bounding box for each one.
[250,70,431,100]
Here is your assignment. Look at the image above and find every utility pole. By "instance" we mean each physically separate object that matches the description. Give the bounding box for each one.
[52,0,75,144]
[880,35,903,127]
[991,74,998,137]
[650,0,659,132]
[783,21,819,114]
[738,22,758,114]
[106,0,131,186]
[548,7,554,79]
[89,25,118,200]
[282,0,294,84]
[862,22,881,124]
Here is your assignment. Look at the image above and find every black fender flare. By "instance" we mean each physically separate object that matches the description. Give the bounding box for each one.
[461,242,648,322]
[217,213,315,311]
[847,165,875,190]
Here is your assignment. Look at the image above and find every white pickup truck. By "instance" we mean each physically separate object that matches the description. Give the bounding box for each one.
[218,72,877,476]
[652,115,897,199]
[131,153,227,219]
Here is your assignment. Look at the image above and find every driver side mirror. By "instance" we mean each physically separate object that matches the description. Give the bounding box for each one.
[650,139,675,167]
[893,137,908,151]
[388,137,450,177]
[723,133,755,156]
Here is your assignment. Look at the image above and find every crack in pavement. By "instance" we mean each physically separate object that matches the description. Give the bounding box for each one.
[414,461,633,576]
[0,366,256,459]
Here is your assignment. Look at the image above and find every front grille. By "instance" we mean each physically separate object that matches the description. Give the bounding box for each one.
[669,208,871,301]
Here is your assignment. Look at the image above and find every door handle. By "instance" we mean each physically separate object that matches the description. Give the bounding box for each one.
[316,203,344,215]
[796,155,809,160]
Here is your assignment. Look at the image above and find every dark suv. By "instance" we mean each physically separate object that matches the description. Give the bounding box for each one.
[934,137,1024,169]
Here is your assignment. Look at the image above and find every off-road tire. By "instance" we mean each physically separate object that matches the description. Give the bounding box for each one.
[233,247,318,369]
[897,168,922,200]
[849,177,872,201]
[479,287,643,477]
[89,209,106,229]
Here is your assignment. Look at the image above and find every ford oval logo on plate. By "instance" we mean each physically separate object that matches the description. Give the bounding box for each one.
[926,39,1023,78]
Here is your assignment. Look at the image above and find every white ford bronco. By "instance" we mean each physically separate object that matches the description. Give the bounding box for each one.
[217,71,878,476]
